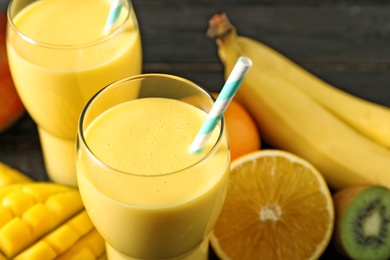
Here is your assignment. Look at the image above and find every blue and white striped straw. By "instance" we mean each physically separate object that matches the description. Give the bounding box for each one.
[104,0,125,34]
[189,56,252,154]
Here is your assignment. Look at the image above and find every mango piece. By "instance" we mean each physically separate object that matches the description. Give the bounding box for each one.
[22,203,55,238]
[0,179,106,258]
[56,229,106,260]
[0,185,23,201]
[67,210,94,236]
[14,242,56,260]
[17,211,103,259]
[0,183,84,258]
[57,248,96,260]
[44,211,92,254]
[75,229,106,258]
[2,190,35,217]
[21,183,73,202]
[45,225,79,255]
[0,218,31,257]
[45,191,84,222]
[0,163,31,186]
[0,207,12,228]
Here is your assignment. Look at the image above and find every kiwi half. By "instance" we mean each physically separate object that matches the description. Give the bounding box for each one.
[333,185,390,260]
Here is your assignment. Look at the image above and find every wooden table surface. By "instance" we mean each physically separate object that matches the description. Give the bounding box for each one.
[1,0,390,259]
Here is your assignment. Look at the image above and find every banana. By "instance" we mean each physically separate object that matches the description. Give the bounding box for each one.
[208,13,390,148]
[239,37,390,148]
[207,13,390,190]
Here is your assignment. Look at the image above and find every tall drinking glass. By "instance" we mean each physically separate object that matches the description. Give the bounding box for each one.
[77,74,230,259]
[6,0,142,186]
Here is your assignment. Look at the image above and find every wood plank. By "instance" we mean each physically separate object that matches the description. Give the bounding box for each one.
[134,2,390,62]
[132,1,390,106]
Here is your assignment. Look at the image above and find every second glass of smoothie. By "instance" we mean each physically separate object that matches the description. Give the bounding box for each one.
[6,0,142,186]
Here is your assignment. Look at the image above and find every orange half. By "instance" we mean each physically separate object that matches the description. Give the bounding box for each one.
[211,149,334,260]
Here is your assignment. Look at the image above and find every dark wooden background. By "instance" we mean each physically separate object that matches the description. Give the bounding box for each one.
[1,0,390,259]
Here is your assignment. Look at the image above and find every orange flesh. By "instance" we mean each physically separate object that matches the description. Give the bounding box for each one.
[212,152,334,260]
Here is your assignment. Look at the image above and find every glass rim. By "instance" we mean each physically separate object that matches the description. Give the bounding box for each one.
[78,73,228,178]
[7,0,132,50]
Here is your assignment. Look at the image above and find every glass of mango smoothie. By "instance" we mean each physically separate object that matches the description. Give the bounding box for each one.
[76,74,230,259]
[6,0,142,186]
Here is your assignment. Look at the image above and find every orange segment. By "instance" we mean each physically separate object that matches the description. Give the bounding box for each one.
[211,149,334,260]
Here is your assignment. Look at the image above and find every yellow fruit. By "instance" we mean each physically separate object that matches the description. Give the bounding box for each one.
[210,150,334,260]
[0,162,32,186]
[15,211,105,259]
[207,13,390,190]
[207,13,390,148]
[0,181,105,259]
[237,36,390,148]
[212,92,260,160]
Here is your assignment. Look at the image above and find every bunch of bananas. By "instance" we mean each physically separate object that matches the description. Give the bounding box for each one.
[207,13,390,190]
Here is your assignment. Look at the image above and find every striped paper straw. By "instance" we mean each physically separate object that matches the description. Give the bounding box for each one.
[104,0,125,34]
[189,56,252,154]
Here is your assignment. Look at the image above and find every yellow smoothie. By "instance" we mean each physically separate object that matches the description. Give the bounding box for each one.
[77,98,230,259]
[7,0,142,186]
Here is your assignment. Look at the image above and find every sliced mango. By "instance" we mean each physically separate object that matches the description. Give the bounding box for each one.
[0,164,106,258]
[21,183,73,202]
[45,191,84,221]
[0,163,32,186]
[14,241,57,260]
[22,203,55,239]
[2,190,36,216]
[0,183,84,258]
[56,230,106,260]
[0,218,31,256]
[0,207,12,228]
[16,211,104,259]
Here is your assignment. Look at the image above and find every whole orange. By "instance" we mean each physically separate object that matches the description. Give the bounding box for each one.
[212,93,261,160]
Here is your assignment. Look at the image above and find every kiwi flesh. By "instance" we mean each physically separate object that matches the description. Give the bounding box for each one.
[332,185,390,260]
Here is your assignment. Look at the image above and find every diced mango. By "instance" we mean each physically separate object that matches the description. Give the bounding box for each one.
[14,211,101,259]
[0,185,23,201]
[45,191,84,223]
[68,211,94,236]
[22,203,55,238]
[57,247,97,260]
[0,178,106,259]
[14,241,57,260]
[21,183,73,203]
[44,211,93,254]
[56,229,105,260]
[75,229,106,258]
[2,190,36,217]
[0,163,32,187]
[0,207,12,229]
[45,225,79,255]
[0,218,32,257]
[0,183,84,258]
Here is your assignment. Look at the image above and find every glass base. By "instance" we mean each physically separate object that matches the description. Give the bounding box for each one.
[38,127,77,187]
[105,239,209,260]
